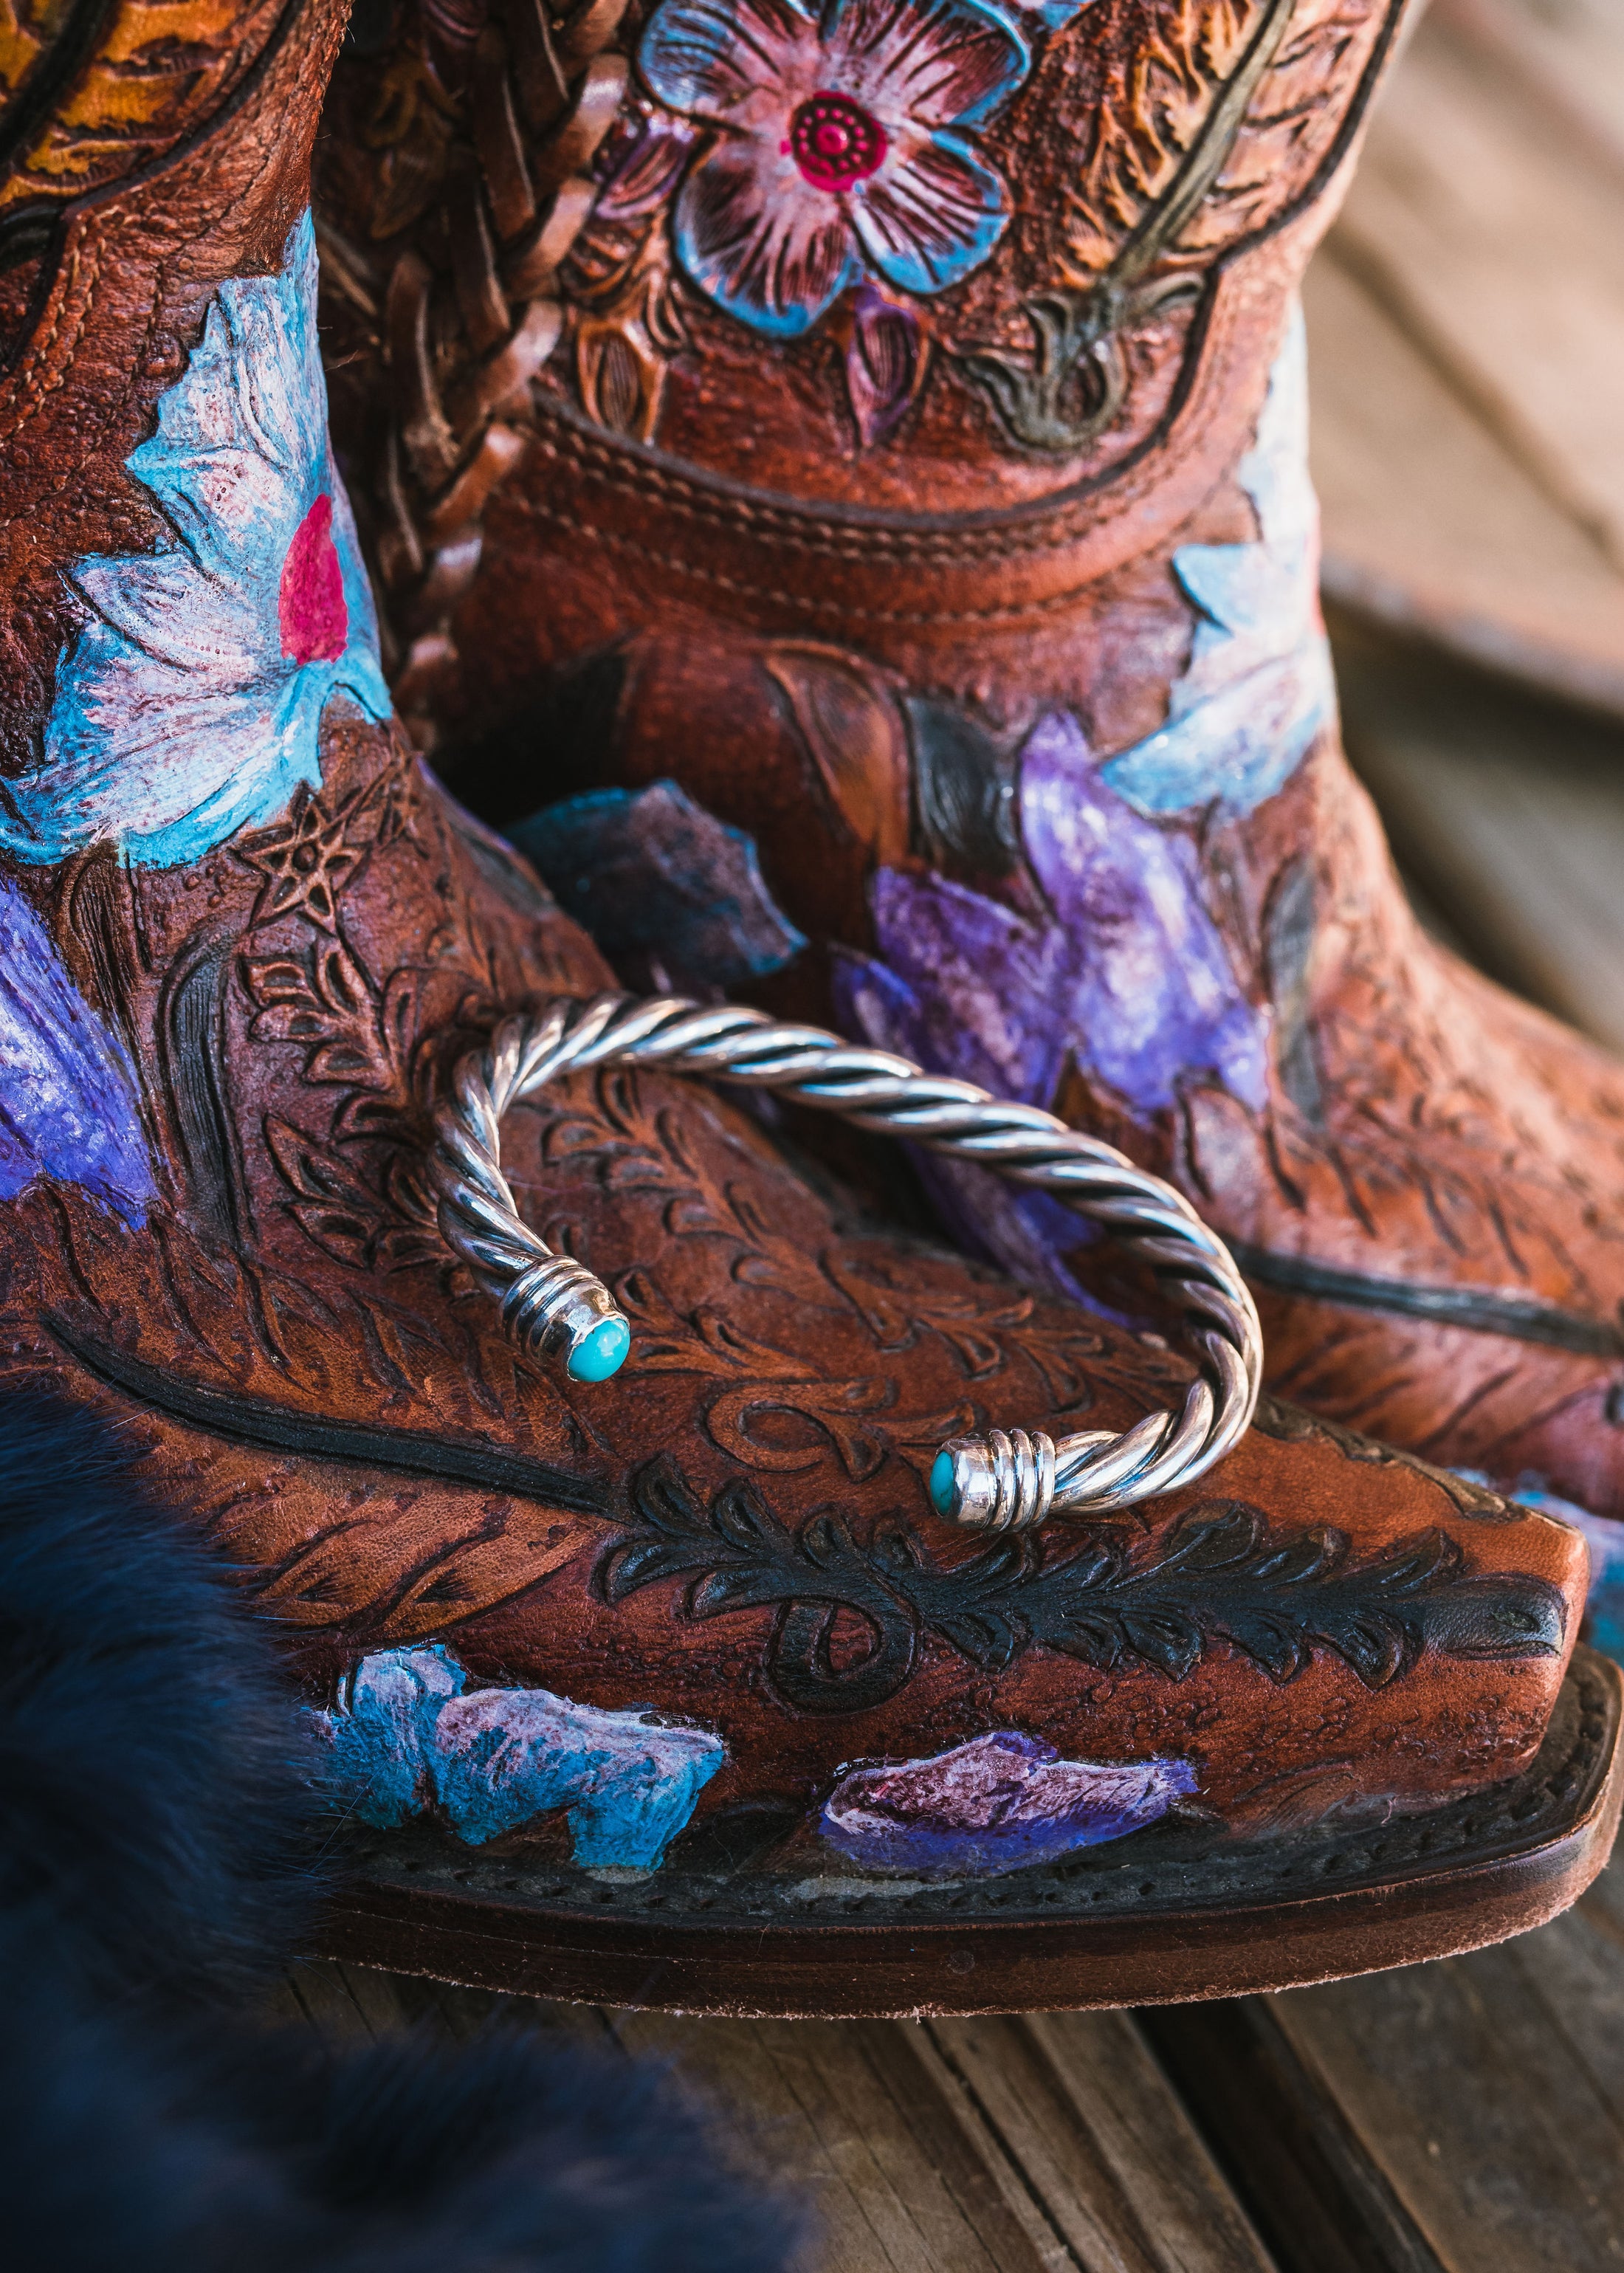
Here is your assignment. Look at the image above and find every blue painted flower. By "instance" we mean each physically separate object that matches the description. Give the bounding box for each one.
[637,0,1030,336]
[317,1646,727,1873]
[1099,310,1337,822]
[0,210,390,871]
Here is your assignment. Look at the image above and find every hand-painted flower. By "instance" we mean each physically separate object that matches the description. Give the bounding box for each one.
[636,0,1029,336]
[1100,309,1336,822]
[830,711,1270,1308]
[317,1645,727,1873]
[820,1732,1198,1879]
[0,876,154,1224]
[0,210,390,871]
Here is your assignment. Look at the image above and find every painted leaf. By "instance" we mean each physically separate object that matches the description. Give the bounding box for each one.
[1175,1,1376,257]
[843,283,928,447]
[764,642,911,867]
[605,1459,1568,1716]
[509,779,805,993]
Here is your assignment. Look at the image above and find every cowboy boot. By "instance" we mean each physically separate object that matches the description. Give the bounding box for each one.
[312,0,1624,1544]
[0,0,1608,2015]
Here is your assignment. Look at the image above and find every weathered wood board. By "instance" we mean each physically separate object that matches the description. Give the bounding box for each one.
[1330,613,1624,1056]
[1308,0,1624,714]
[292,1843,1624,2273]
[282,1959,1276,2273]
[1149,1843,1624,2272]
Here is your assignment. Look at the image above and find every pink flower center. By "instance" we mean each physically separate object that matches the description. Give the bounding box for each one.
[789,92,887,192]
[278,494,348,666]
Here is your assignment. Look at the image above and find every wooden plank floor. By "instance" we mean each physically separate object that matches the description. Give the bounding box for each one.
[293,1819,1624,2272]
[1150,1849,1624,2272]
[280,1960,1276,2273]
[1329,611,1624,1055]
[1308,0,1624,716]
[289,1837,1624,2273]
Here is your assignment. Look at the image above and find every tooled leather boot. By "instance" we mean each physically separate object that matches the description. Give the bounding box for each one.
[0,0,1611,2015]
[314,0,1624,1542]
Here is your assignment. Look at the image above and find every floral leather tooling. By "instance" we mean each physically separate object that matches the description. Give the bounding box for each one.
[0,0,1592,1905]
[316,0,1624,1534]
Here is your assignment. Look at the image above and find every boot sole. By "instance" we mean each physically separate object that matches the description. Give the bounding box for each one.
[314,1646,1624,2015]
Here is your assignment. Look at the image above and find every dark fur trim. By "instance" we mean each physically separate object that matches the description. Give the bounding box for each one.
[6,1969,796,2273]
[0,1394,327,2000]
[0,1396,797,2273]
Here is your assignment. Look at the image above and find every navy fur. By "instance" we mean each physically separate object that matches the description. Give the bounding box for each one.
[0,1397,327,2000]
[0,1397,796,2273]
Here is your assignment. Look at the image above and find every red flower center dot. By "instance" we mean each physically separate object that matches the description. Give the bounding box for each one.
[790,92,887,192]
[279,493,348,666]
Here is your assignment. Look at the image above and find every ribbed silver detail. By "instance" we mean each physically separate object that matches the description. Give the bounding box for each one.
[427,993,1265,1529]
[934,1428,1072,1533]
[500,1254,621,1370]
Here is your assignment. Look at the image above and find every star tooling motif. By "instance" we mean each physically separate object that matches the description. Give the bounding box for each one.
[237,783,368,931]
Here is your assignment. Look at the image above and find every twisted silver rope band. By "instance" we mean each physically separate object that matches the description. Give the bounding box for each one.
[428,994,1264,1530]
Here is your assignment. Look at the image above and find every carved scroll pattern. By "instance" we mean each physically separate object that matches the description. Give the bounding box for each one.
[605,1454,1563,1713]
[2,753,1566,1708]
[952,0,1385,452]
[52,805,1140,1639]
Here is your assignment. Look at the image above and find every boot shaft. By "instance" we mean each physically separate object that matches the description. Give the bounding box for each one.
[316,0,1407,751]
[313,0,1624,1537]
[0,0,354,809]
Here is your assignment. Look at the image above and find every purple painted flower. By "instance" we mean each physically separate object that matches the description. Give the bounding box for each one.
[833,712,1269,1297]
[831,942,1103,1306]
[850,718,1267,1127]
[864,864,1067,1099]
[1019,713,1271,1116]
[0,876,154,1223]
[820,1730,1198,1879]
[636,0,1029,336]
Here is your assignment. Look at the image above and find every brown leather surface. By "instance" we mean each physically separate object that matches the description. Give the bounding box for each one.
[0,0,1590,1852]
[0,713,1587,1826]
[0,0,344,772]
[314,0,1624,1525]
[317,1648,1624,2014]
[0,0,293,219]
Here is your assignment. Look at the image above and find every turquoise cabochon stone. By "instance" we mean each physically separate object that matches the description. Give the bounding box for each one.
[567,1316,632,1383]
